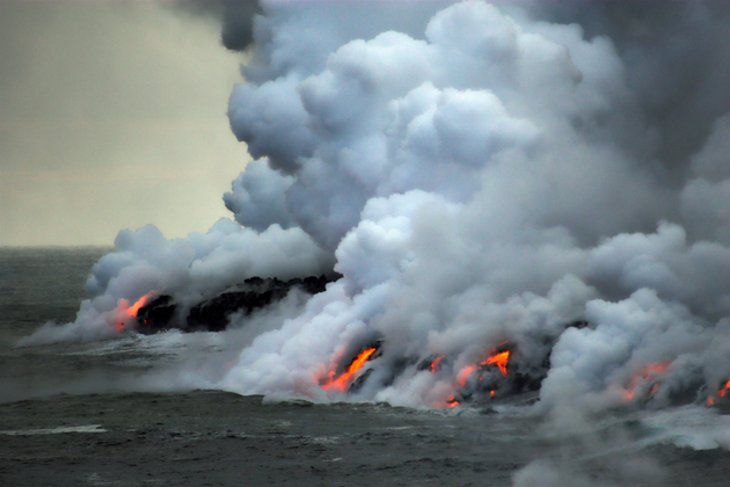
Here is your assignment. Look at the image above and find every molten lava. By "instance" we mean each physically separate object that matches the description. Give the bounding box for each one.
[482,350,510,377]
[321,347,378,392]
[456,364,478,387]
[115,293,154,332]
[118,293,153,320]
[429,355,445,373]
[445,396,461,408]
[707,378,730,407]
[718,379,730,398]
[128,294,150,318]
[441,347,512,408]
[623,361,671,401]
[456,348,511,387]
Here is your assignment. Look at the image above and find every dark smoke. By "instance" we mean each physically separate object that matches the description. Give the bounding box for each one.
[530,0,730,178]
[174,0,261,51]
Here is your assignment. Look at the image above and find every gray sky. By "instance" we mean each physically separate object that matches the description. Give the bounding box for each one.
[0,0,248,246]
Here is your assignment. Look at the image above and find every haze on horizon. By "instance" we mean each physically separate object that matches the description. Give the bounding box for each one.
[0,0,248,247]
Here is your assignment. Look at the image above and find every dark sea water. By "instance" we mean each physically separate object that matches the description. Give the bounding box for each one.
[2,248,730,486]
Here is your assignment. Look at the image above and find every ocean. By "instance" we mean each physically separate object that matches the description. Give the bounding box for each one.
[2,248,730,486]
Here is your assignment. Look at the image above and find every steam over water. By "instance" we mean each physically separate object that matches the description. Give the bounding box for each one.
[4,249,730,485]
[10,1,730,483]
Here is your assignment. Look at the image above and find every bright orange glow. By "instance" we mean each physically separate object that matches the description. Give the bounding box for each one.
[127,294,150,318]
[643,362,670,376]
[718,379,730,398]
[114,292,154,333]
[706,378,730,407]
[623,361,671,401]
[452,348,511,396]
[482,350,510,377]
[321,347,378,392]
[429,355,445,373]
[441,346,512,408]
[457,364,478,387]
[446,396,461,408]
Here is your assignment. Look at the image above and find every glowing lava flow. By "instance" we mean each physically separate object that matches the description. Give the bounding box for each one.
[719,379,730,398]
[127,294,150,318]
[623,361,671,401]
[456,349,511,387]
[321,347,378,392]
[707,378,730,407]
[482,350,510,377]
[456,364,478,387]
[115,293,153,332]
[445,396,461,408]
[440,348,512,409]
[429,355,445,373]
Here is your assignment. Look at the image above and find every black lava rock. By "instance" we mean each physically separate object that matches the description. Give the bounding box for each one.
[135,274,339,334]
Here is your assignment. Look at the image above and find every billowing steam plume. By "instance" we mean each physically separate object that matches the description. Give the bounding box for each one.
[21,0,730,416]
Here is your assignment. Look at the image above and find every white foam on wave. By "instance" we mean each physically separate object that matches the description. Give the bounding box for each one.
[639,405,730,450]
[64,330,226,358]
[0,424,107,436]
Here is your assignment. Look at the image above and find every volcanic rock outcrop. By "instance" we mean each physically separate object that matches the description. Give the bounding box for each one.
[136,274,337,334]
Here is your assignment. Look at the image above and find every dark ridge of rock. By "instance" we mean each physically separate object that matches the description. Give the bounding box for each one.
[348,368,374,393]
[135,274,340,334]
[380,356,418,388]
[136,295,176,335]
[187,288,288,331]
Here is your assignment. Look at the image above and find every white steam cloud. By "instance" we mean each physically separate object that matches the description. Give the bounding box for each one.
[21,0,730,417]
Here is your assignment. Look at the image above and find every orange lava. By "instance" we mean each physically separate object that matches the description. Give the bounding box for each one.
[644,362,670,376]
[114,292,154,332]
[450,347,511,402]
[436,346,513,409]
[117,293,153,319]
[624,361,671,401]
[429,355,445,373]
[456,364,478,387]
[446,396,461,408]
[708,378,730,406]
[321,347,378,392]
[718,379,730,398]
[482,350,510,377]
[127,294,150,318]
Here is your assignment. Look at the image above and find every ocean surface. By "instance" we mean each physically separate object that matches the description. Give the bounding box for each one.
[1,247,730,486]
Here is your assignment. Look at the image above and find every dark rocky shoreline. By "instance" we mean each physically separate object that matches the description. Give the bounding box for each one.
[137,274,338,334]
